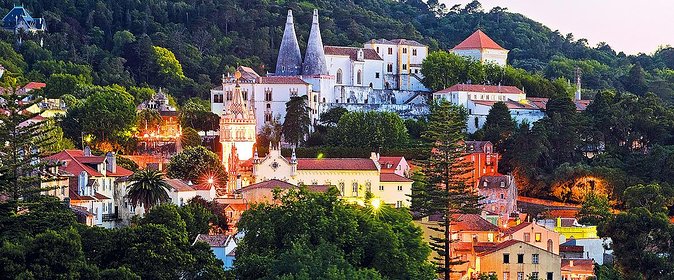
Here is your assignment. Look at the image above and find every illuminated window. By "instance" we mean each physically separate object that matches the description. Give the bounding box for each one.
[535,233,542,242]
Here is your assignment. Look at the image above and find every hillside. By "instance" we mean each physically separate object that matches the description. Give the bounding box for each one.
[1,0,673,100]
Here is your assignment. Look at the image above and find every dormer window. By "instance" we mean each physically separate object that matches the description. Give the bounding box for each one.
[357,49,364,61]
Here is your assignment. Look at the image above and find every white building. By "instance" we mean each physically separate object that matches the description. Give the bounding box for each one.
[325,46,384,91]
[249,146,413,208]
[451,30,509,67]
[364,39,429,91]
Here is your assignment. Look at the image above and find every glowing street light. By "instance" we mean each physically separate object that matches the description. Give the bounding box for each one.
[370,198,381,210]
[207,177,214,184]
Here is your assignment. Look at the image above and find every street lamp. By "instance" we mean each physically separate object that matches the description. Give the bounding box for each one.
[370,198,381,210]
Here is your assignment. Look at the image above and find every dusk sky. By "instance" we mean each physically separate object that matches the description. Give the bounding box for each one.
[446,0,674,55]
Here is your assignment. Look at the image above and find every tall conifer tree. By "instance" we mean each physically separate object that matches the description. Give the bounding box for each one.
[410,99,482,280]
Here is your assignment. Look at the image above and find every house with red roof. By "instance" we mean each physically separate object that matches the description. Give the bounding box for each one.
[477,239,561,280]
[45,148,134,228]
[561,259,595,280]
[478,174,518,226]
[501,222,561,255]
[451,30,509,67]
[378,156,410,177]
[324,46,385,91]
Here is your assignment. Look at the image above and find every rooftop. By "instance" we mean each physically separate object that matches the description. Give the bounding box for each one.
[478,175,512,189]
[297,158,378,171]
[450,214,499,232]
[324,46,383,61]
[561,259,595,273]
[436,84,524,95]
[452,30,506,51]
[368,38,426,47]
[378,156,403,173]
[380,173,413,182]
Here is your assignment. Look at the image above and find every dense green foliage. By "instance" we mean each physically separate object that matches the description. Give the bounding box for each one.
[235,187,435,280]
[282,95,311,146]
[327,111,409,149]
[127,169,172,212]
[0,196,226,279]
[166,146,227,191]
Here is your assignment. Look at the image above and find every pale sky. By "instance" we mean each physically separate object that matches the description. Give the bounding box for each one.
[444,0,674,55]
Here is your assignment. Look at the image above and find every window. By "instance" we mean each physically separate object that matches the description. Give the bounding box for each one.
[517,254,524,263]
[179,198,184,206]
[242,91,248,100]
[414,69,418,74]
[336,69,343,84]
[532,254,539,264]
[517,272,524,280]
[366,182,371,192]
[500,193,505,199]
[474,117,479,128]
[387,64,393,73]
[397,185,403,191]
[531,272,539,279]
[266,103,271,109]
[379,185,384,191]
[412,48,417,56]
[356,70,362,85]
[524,233,531,242]
[535,233,542,242]
[396,201,403,208]
[264,113,272,122]
[547,239,554,252]
[339,182,345,196]
[352,182,359,197]
[546,272,553,280]
[264,90,272,101]
[503,253,510,263]
[226,91,233,101]
[488,233,494,242]
[402,64,407,70]
[388,47,393,55]
[375,72,380,78]
[402,48,407,54]
[503,272,510,280]
[376,47,380,53]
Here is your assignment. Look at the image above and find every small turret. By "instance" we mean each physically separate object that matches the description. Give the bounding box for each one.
[302,9,328,76]
[275,10,302,76]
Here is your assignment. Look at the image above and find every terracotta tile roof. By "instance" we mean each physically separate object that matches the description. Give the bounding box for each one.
[575,100,591,111]
[380,173,413,182]
[451,214,499,232]
[194,234,231,247]
[378,156,403,173]
[164,179,195,192]
[368,38,426,47]
[560,218,577,227]
[237,66,260,80]
[502,222,533,236]
[297,158,378,171]
[23,82,46,90]
[547,209,580,218]
[46,150,133,177]
[93,192,110,200]
[192,183,213,191]
[465,141,492,153]
[436,84,523,95]
[478,175,511,189]
[561,259,595,273]
[452,30,506,50]
[259,76,309,85]
[560,245,584,253]
[478,239,522,256]
[525,97,591,112]
[225,203,248,212]
[324,46,382,60]
[453,242,475,252]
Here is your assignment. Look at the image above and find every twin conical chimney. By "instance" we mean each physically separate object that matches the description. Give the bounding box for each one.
[275,10,302,76]
[302,9,327,76]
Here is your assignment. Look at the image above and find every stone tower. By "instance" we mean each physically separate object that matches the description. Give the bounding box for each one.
[219,70,257,178]
[302,9,328,76]
[275,10,302,76]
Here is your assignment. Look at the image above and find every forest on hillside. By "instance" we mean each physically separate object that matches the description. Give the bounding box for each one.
[1,0,672,101]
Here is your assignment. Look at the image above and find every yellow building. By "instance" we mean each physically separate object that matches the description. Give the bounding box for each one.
[554,218,598,239]
[477,240,561,280]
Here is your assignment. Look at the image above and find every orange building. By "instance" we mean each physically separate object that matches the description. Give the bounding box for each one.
[462,141,499,187]
[136,89,182,154]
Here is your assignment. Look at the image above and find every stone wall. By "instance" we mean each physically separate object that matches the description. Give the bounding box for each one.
[333,85,426,105]
[325,102,429,119]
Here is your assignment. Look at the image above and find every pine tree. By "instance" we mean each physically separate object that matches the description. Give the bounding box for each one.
[482,101,515,152]
[0,78,58,201]
[282,95,311,146]
[410,99,482,280]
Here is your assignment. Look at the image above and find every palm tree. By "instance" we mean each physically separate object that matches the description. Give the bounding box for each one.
[127,169,171,212]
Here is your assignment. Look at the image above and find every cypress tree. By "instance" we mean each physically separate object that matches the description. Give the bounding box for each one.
[410,99,482,280]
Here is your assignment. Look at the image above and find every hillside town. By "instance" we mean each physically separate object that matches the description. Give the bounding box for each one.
[1,2,673,280]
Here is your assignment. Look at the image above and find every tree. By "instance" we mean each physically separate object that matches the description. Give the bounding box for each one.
[166,146,227,194]
[44,73,87,98]
[127,169,171,212]
[282,96,311,146]
[421,51,482,91]
[410,100,482,280]
[0,79,59,200]
[481,101,515,151]
[329,111,410,149]
[235,187,435,279]
[136,109,161,133]
[622,64,649,96]
[576,192,612,226]
[319,107,348,127]
[69,85,137,144]
[181,127,202,148]
[151,46,186,86]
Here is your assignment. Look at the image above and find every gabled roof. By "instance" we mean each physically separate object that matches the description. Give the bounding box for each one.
[164,179,196,192]
[560,245,584,253]
[436,84,523,95]
[23,82,46,90]
[194,234,232,247]
[465,141,492,153]
[478,175,511,189]
[297,158,378,171]
[378,156,403,173]
[324,46,383,61]
[380,173,413,182]
[368,38,426,47]
[46,150,133,177]
[451,214,499,232]
[259,76,309,85]
[477,239,521,256]
[453,30,506,51]
[561,259,594,273]
[502,222,533,236]
[239,179,295,192]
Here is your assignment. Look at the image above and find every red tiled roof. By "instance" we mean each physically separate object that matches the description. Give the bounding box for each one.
[297,158,378,171]
[192,183,213,191]
[436,84,523,95]
[259,76,309,85]
[561,259,594,273]
[380,173,413,182]
[93,192,110,200]
[560,245,584,253]
[478,239,522,256]
[47,150,134,178]
[194,234,231,247]
[324,46,383,60]
[453,30,506,50]
[23,82,46,90]
[502,222,533,236]
[165,179,195,192]
[451,214,499,232]
[225,203,248,212]
[379,156,403,173]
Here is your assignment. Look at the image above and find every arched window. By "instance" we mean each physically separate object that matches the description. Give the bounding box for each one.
[547,239,554,252]
[474,117,479,128]
[357,70,362,85]
[336,69,343,84]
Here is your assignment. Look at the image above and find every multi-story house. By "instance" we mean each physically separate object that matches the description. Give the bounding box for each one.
[364,38,429,91]
[136,89,182,153]
[450,30,509,67]
[2,5,46,34]
[378,156,411,177]
[477,240,561,280]
[478,174,518,226]
[46,148,133,228]
[462,141,500,186]
[502,222,561,255]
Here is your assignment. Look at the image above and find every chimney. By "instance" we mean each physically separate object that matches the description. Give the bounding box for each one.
[569,260,574,267]
[106,152,117,173]
[83,146,91,156]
